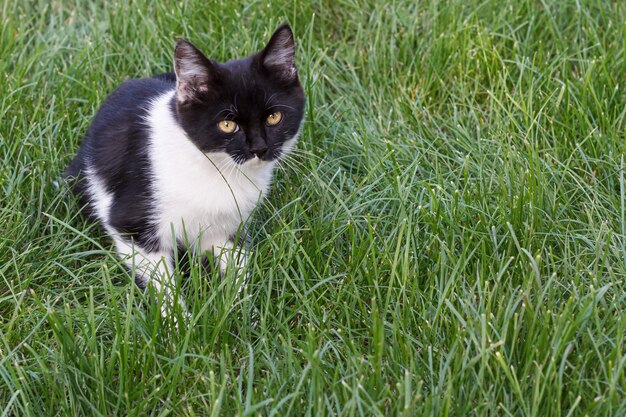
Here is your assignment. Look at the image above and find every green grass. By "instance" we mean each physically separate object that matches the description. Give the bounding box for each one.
[1,0,625,415]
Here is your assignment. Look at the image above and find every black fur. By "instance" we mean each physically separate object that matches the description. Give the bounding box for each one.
[66,77,172,250]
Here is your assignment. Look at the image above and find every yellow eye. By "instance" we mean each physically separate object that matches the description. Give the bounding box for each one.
[266,111,283,126]
[218,120,238,133]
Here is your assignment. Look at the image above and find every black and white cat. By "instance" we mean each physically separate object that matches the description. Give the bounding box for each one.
[65,24,305,314]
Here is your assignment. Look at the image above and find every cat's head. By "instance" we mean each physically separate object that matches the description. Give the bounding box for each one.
[173,24,305,165]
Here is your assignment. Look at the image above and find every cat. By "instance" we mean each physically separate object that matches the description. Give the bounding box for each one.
[64,24,305,316]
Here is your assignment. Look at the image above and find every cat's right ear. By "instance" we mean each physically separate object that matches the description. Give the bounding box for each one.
[174,39,217,103]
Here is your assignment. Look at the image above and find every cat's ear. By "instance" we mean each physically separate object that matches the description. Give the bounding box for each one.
[174,39,217,103]
[261,24,297,83]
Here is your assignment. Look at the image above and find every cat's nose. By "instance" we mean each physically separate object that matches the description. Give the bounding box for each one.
[250,145,268,158]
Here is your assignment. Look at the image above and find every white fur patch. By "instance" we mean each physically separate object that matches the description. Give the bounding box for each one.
[84,165,113,227]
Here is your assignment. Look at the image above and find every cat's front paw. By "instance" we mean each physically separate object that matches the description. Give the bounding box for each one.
[216,247,249,294]
[154,286,190,328]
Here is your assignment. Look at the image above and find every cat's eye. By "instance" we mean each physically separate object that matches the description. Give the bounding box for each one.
[266,111,283,126]
[218,120,239,133]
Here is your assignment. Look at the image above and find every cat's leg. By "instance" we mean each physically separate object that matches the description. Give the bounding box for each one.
[215,240,248,276]
[111,234,186,319]
[199,234,249,291]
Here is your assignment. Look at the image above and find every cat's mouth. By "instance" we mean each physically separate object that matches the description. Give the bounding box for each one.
[225,152,273,166]
[231,148,281,165]
[226,137,297,165]
[243,153,275,165]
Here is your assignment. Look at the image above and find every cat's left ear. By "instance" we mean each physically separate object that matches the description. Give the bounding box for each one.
[174,39,217,103]
[261,24,297,83]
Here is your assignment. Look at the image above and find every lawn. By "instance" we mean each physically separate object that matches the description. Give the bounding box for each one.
[1,0,625,415]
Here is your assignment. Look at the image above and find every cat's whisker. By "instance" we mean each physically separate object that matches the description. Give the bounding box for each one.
[220,157,238,178]
[218,162,232,178]
[216,108,233,118]
[279,152,306,166]
[264,92,278,107]
[289,148,321,160]
[267,104,297,112]
[231,98,239,116]
[214,157,233,175]
[275,155,303,175]
[231,158,242,177]
[287,152,321,166]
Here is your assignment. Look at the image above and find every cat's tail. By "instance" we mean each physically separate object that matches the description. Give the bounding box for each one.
[64,151,83,178]
[61,153,92,214]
